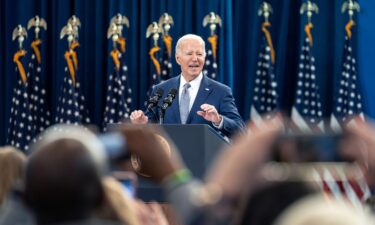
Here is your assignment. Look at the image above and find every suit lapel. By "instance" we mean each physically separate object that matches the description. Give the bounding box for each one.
[186,76,213,124]
[167,76,181,123]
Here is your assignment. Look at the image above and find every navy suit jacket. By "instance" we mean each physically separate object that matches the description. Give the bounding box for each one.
[147,75,245,137]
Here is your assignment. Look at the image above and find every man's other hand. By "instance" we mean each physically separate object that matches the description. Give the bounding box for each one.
[197,104,222,125]
[130,110,149,124]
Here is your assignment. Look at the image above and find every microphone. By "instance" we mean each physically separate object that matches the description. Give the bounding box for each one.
[161,88,178,110]
[146,88,164,110]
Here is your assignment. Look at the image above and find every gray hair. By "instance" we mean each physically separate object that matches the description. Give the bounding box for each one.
[31,124,108,176]
[175,34,206,56]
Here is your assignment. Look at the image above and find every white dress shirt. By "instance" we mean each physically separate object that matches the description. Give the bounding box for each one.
[178,73,224,129]
[179,73,203,111]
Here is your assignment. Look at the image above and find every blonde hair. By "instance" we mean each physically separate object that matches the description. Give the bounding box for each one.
[96,176,140,225]
[0,146,26,206]
[274,195,374,225]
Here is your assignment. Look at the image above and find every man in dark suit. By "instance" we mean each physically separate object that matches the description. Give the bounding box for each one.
[130,34,244,137]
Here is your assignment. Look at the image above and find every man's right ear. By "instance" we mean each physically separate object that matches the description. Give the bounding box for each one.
[175,55,181,65]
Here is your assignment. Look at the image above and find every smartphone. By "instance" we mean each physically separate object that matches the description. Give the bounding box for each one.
[271,132,367,163]
[112,171,138,198]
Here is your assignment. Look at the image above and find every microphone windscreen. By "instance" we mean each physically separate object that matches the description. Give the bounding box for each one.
[155,88,164,97]
[169,88,178,97]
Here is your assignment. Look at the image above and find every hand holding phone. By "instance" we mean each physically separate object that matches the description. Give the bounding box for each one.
[271,132,368,163]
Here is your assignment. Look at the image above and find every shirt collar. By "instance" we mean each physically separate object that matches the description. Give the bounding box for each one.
[180,73,203,90]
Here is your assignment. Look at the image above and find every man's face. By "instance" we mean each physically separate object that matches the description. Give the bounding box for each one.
[175,38,205,81]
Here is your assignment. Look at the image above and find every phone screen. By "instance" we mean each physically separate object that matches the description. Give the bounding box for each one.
[112,171,137,198]
[272,132,366,163]
[120,179,136,198]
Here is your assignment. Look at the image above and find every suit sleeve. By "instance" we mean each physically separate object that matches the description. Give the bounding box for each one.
[218,86,245,137]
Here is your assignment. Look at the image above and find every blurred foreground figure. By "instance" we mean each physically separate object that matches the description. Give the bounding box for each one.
[0,146,33,225]
[234,182,314,225]
[22,125,169,225]
[0,146,26,207]
[118,118,375,225]
[24,138,113,225]
[274,195,374,225]
[23,125,123,225]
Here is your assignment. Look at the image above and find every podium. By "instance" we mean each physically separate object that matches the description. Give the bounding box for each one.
[136,124,229,201]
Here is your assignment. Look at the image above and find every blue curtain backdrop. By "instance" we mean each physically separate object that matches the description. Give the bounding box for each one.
[0,0,374,145]
[358,1,375,118]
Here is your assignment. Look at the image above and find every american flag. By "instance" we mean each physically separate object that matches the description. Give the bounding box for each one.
[160,35,173,81]
[327,21,370,205]
[116,37,133,116]
[103,48,131,130]
[203,34,218,80]
[7,50,34,151]
[250,22,278,127]
[330,22,364,131]
[147,46,161,97]
[119,47,132,115]
[291,26,324,132]
[316,167,371,208]
[28,39,51,136]
[55,45,90,125]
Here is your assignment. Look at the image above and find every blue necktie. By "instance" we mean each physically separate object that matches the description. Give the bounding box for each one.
[180,83,191,124]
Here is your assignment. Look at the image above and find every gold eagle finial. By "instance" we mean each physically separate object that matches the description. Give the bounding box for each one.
[300,0,319,23]
[342,0,360,20]
[258,2,273,22]
[110,13,130,28]
[203,12,222,36]
[158,13,174,36]
[146,22,162,47]
[27,15,47,39]
[60,15,81,48]
[12,25,28,50]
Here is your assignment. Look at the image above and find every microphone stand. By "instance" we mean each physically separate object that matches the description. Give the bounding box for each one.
[158,88,177,125]
[159,108,165,124]
[145,107,159,123]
